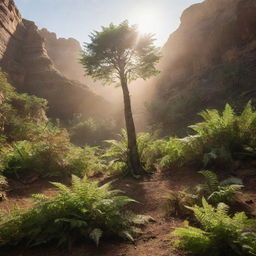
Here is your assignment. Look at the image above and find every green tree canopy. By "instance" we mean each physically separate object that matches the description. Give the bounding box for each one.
[81,20,160,85]
[81,20,161,176]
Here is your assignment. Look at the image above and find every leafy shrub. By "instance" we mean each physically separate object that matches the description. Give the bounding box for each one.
[158,136,200,168]
[1,129,71,178]
[1,139,106,179]
[145,90,201,137]
[0,175,8,191]
[138,134,166,171]
[66,146,106,177]
[103,129,129,174]
[2,141,38,179]
[196,170,243,205]
[69,115,117,146]
[164,171,243,217]
[103,129,161,174]
[0,175,152,247]
[158,102,256,169]
[0,73,48,142]
[0,72,106,179]
[163,189,197,217]
[171,198,256,256]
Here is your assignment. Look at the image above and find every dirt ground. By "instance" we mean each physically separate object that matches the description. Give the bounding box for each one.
[0,167,255,256]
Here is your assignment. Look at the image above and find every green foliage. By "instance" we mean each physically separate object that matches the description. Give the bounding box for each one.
[1,137,106,179]
[163,189,198,217]
[81,20,160,85]
[66,146,106,177]
[0,73,48,142]
[145,90,201,137]
[164,171,243,217]
[196,170,243,205]
[158,136,197,168]
[171,198,256,256]
[103,129,129,174]
[1,130,69,178]
[137,133,164,171]
[81,21,161,176]
[103,130,161,174]
[2,141,38,179]
[157,102,256,169]
[0,175,151,247]
[0,175,7,190]
[69,115,117,146]
[0,72,104,180]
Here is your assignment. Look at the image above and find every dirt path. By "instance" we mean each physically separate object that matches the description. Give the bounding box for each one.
[0,168,203,256]
[1,167,256,256]
[87,174,183,256]
[0,168,256,256]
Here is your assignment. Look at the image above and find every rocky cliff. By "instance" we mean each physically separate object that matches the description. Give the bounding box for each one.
[150,0,256,135]
[38,28,86,84]
[0,0,108,120]
[38,28,123,104]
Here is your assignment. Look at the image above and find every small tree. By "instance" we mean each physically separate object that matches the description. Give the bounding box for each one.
[80,20,160,176]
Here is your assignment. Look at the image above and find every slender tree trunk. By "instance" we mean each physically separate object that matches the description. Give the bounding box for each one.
[120,74,142,176]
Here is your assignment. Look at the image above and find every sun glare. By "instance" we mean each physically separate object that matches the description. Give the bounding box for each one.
[131,8,162,35]
[137,11,156,34]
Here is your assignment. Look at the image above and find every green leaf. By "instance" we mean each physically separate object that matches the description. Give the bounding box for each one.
[89,228,103,247]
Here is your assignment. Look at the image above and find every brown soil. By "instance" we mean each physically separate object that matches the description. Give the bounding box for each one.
[0,167,255,256]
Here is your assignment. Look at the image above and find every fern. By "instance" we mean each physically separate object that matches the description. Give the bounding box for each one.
[103,129,129,174]
[0,72,109,181]
[197,170,243,205]
[157,102,256,169]
[103,130,162,174]
[0,175,152,247]
[171,198,256,256]
[163,189,198,217]
[0,175,7,190]
[89,228,103,247]
[129,214,155,225]
[198,170,219,193]
[207,184,243,204]
[165,171,243,218]
[172,225,211,255]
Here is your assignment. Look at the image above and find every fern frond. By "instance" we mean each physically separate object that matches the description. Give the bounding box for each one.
[71,174,82,187]
[89,228,103,247]
[223,104,235,126]
[220,177,243,186]
[198,170,219,193]
[119,230,134,242]
[51,182,70,193]
[172,198,256,255]
[129,214,155,225]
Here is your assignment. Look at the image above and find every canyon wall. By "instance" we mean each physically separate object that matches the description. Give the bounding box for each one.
[0,0,109,120]
[38,28,86,84]
[149,0,256,134]
[38,28,123,108]
[1,0,255,131]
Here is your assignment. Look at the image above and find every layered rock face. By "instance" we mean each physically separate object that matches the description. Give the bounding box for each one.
[152,0,256,134]
[38,28,123,105]
[0,0,108,120]
[0,0,24,84]
[38,28,86,84]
